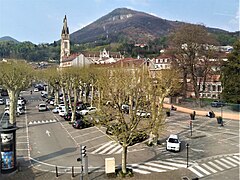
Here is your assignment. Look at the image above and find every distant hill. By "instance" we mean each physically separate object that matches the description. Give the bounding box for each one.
[0,36,19,43]
[70,8,234,45]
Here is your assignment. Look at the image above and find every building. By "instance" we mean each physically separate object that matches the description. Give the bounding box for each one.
[60,15,70,65]
[59,16,123,68]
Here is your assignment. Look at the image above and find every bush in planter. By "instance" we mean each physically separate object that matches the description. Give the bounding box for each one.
[115,168,134,178]
[216,116,222,124]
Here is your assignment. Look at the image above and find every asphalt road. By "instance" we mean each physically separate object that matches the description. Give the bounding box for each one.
[0,91,239,179]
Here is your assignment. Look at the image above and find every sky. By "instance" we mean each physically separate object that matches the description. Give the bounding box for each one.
[0,0,239,44]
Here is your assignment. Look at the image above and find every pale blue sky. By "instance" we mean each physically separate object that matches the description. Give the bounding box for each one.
[0,0,239,44]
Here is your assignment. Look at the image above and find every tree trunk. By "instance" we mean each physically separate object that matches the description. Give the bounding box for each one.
[71,87,78,123]
[91,79,94,107]
[121,145,128,174]
[182,70,188,98]
[8,90,19,125]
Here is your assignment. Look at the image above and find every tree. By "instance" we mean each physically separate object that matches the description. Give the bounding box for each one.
[148,69,180,145]
[169,24,218,103]
[97,67,150,175]
[221,40,240,104]
[0,60,33,124]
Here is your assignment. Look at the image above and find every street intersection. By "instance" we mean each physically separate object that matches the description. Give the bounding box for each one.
[1,91,239,179]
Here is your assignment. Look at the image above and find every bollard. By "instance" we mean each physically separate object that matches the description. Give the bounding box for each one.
[72,166,74,178]
[56,166,58,177]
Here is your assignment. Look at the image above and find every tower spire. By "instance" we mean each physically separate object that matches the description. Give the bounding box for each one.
[60,15,70,66]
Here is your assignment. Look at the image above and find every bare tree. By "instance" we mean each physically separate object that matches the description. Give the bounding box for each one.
[148,69,181,145]
[97,67,151,174]
[0,60,33,125]
[169,24,218,104]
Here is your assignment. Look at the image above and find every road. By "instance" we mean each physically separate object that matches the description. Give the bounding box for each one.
[1,91,239,179]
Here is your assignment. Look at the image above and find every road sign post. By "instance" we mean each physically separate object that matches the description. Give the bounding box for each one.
[186,143,189,168]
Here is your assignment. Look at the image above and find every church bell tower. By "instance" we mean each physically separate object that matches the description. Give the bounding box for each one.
[60,15,70,64]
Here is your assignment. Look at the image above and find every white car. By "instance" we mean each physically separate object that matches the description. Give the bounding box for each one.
[52,105,62,113]
[0,97,4,105]
[4,107,23,116]
[38,103,48,112]
[166,134,181,152]
[79,107,97,115]
[136,110,151,118]
[58,108,67,117]
[34,88,39,92]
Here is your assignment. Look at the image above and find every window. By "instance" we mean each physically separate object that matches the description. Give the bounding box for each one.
[208,85,211,91]
[212,85,216,92]
[217,85,222,92]
[64,42,68,48]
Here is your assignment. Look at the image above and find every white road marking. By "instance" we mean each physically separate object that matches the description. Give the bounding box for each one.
[202,163,217,173]
[191,148,204,152]
[107,144,122,154]
[115,147,123,154]
[154,160,186,168]
[188,167,204,177]
[127,166,150,174]
[130,164,166,172]
[233,156,240,160]
[91,141,113,154]
[220,158,237,167]
[145,162,177,170]
[99,143,118,154]
[208,162,224,171]
[46,130,51,137]
[194,165,211,175]
[214,160,231,169]
[226,157,240,165]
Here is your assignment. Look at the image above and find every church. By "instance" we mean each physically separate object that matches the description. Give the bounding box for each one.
[59,16,123,68]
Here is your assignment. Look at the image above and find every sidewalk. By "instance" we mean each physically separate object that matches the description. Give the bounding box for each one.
[164,103,239,121]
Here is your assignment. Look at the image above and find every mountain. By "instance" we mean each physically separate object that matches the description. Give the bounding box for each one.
[70,8,233,45]
[71,8,182,44]
[0,36,19,43]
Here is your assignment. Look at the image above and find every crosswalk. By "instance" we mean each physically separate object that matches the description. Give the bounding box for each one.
[90,141,122,154]
[188,154,240,178]
[28,119,58,126]
[127,158,192,174]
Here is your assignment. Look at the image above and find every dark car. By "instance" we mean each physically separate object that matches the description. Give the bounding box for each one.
[64,112,83,121]
[211,100,225,107]
[72,119,93,129]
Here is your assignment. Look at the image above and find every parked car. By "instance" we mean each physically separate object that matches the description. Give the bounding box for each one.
[64,112,83,121]
[79,107,97,115]
[34,88,39,92]
[5,99,10,106]
[4,106,23,116]
[58,108,67,117]
[0,97,4,105]
[38,103,48,112]
[52,106,60,113]
[136,110,151,118]
[166,134,181,152]
[211,100,225,107]
[72,119,93,129]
